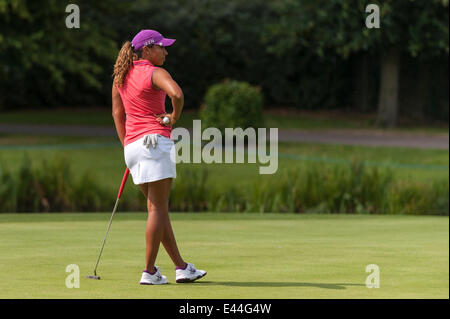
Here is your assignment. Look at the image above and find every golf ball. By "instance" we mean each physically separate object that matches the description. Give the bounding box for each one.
[163,116,170,124]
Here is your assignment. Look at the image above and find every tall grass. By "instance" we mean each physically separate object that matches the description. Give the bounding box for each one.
[386,180,449,215]
[0,155,137,213]
[171,161,448,215]
[0,155,448,215]
[0,160,17,213]
[171,168,209,211]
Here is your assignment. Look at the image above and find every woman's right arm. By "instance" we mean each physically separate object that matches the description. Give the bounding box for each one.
[152,68,184,126]
[112,84,126,147]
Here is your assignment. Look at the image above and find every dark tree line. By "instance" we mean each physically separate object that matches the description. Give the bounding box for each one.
[1,0,448,126]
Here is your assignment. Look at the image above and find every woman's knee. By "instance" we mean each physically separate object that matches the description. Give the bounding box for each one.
[147,179,171,200]
[138,183,149,198]
[147,201,168,215]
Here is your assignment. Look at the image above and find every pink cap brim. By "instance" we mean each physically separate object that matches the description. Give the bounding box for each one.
[161,38,176,47]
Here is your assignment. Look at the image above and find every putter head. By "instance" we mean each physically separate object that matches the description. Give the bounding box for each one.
[86,275,101,280]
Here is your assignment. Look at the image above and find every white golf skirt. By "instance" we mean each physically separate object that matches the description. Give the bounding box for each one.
[124,134,177,185]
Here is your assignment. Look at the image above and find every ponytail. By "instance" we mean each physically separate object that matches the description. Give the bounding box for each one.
[113,41,138,87]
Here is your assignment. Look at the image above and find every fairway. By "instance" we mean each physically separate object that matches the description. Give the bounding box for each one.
[0,213,448,299]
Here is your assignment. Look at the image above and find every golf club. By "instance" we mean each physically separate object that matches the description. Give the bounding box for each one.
[87,167,130,280]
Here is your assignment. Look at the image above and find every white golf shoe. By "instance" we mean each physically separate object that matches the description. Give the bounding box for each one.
[140,266,168,285]
[176,263,207,283]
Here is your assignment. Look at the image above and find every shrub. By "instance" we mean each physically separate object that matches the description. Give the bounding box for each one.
[200,80,264,136]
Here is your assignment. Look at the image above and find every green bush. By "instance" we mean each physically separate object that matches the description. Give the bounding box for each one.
[200,80,264,135]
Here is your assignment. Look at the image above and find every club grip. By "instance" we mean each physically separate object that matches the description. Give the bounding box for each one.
[117,167,130,199]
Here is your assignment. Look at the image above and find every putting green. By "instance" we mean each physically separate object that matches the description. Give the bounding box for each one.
[0,213,448,299]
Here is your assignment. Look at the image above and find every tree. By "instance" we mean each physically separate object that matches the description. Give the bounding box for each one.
[263,0,449,126]
[0,0,123,108]
[118,0,280,109]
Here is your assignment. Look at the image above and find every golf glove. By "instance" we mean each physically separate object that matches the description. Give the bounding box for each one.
[143,134,158,149]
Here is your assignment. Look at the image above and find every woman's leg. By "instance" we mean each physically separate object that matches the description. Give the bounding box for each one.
[143,179,167,272]
[160,178,186,269]
[139,178,185,271]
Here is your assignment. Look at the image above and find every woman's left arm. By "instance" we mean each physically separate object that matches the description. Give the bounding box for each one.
[152,68,184,126]
[112,84,126,147]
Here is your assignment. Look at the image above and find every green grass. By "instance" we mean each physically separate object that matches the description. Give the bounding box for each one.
[1,108,447,133]
[0,109,115,126]
[0,213,447,298]
[0,133,115,145]
[1,137,447,193]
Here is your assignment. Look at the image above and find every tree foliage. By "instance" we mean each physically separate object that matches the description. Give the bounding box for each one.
[0,0,122,108]
[264,0,449,59]
[0,0,448,122]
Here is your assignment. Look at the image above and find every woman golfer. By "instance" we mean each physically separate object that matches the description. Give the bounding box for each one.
[112,29,206,285]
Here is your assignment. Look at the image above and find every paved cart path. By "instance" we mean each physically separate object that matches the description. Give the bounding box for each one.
[0,124,448,149]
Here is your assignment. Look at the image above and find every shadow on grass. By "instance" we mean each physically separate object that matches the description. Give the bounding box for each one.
[189,281,365,290]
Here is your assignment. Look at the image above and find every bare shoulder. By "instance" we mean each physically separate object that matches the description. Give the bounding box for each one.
[153,67,172,79]
[152,67,174,90]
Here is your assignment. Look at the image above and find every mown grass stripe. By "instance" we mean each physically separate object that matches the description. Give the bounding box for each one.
[0,142,120,150]
[278,153,449,171]
[1,142,448,171]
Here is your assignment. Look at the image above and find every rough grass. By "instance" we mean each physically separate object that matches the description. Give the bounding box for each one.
[0,213,448,299]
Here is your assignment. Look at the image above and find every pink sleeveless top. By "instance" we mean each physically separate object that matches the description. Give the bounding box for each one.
[117,59,171,146]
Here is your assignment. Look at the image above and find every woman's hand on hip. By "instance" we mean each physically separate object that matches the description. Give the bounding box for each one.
[155,113,177,126]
